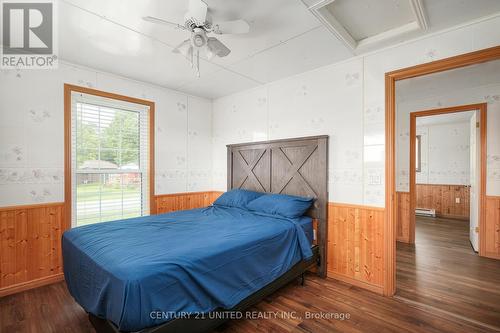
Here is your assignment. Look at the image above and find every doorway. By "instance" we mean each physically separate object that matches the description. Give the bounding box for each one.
[384,46,500,298]
[408,104,487,250]
[395,104,500,328]
[389,55,500,329]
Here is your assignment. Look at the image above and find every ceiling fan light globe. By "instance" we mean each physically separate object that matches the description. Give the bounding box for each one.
[193,35,205,47]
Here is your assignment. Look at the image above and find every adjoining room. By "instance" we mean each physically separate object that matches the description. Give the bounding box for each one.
[394,59,500,329]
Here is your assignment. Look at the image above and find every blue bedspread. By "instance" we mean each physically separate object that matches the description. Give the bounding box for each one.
[62,206,313,331]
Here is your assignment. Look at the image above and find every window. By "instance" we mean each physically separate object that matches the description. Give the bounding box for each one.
[416,135,421,173]
[70,91,152,226]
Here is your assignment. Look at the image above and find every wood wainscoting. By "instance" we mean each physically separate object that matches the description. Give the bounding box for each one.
[396,192,411,243]
[396,184,471,245]
[485,196,500,259]
[0,203,65,297]
[155,191,223,214]
[0,192,223,297]
[156,196,388,294]
[416,184,470,220]
[327,203,385,294]
[1,193,388,297]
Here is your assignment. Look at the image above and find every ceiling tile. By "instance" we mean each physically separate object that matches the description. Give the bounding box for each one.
[177,69,261,99]
[204,0,322,65]
[228,26,352,83]
[326,0,415,41]
[424,0,500,31]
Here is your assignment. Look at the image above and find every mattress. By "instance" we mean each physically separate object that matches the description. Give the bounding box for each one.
[62,205,313,331]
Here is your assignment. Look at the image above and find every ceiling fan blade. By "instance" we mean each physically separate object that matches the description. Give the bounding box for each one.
[212,19,250,34]
[188,0,208,25]
[143,16,187,30]
[172,39,192,57]
[207,37,231,58]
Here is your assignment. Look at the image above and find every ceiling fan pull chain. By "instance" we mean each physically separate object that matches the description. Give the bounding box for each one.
[190,48,194,68]
[196,50,200,77]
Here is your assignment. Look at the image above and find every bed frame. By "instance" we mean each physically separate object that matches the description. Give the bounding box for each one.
[89,135,329,333]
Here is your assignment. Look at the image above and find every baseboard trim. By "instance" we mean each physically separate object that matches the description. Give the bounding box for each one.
[396,238,412,244]
[483,252,500,260]
[435,214,469,221]
[0,273,64,298]
[327,271,383,295]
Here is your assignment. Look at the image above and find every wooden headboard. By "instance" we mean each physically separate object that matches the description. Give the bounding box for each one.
[227,135,329,277]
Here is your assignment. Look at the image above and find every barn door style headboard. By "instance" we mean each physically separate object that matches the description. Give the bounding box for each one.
[227,135,329,277]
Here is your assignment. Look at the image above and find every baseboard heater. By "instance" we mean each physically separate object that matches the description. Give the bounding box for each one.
[415,208,436,217]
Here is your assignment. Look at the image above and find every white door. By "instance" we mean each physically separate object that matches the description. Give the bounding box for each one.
[469,111,480,251]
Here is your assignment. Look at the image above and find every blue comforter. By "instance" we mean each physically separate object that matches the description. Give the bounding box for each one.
[62,205,313,331]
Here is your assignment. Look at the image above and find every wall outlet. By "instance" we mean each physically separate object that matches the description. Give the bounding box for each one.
[455,197,460,204]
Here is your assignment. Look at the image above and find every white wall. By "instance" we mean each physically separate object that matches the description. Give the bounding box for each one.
[396,84,500,195]
[416,121,471,185]
[2,15,500,208]
[0,62,212,207]
[212,15,500,207]
[213,59,366,205]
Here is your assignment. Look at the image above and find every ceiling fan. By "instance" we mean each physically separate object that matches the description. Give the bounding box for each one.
[143,0,250,77]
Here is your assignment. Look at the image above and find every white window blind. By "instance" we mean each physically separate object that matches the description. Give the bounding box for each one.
[71,92,150,226]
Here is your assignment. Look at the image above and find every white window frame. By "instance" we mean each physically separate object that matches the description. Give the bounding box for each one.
[69,90,152,227]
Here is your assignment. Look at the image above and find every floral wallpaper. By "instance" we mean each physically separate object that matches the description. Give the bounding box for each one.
[416,122,471,185]
[2,15,499,207]
[212,58,379,205]
[396,85,500,195]
[0,62,212,207]
[212,17,500,206]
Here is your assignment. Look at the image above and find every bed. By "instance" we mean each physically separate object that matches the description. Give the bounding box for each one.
[62,135,328,333]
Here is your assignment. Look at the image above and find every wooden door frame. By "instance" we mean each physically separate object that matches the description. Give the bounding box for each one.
[409,104,487,246]
[384,45,500,296]
[64,84,156,230]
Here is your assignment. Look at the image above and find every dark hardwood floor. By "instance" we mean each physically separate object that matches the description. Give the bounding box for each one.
[397,216,500,331]
[2,270,498,333]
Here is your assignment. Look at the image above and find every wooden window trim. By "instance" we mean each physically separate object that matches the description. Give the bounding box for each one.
[384,45,500,296]
[64,84,155,230]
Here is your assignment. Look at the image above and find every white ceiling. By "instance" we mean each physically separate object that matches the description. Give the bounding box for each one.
[417,111,475,127]
[56,0,500,99]
[325,0,416,40]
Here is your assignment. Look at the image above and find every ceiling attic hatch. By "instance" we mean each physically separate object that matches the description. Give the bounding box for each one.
[302,0,429,53]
